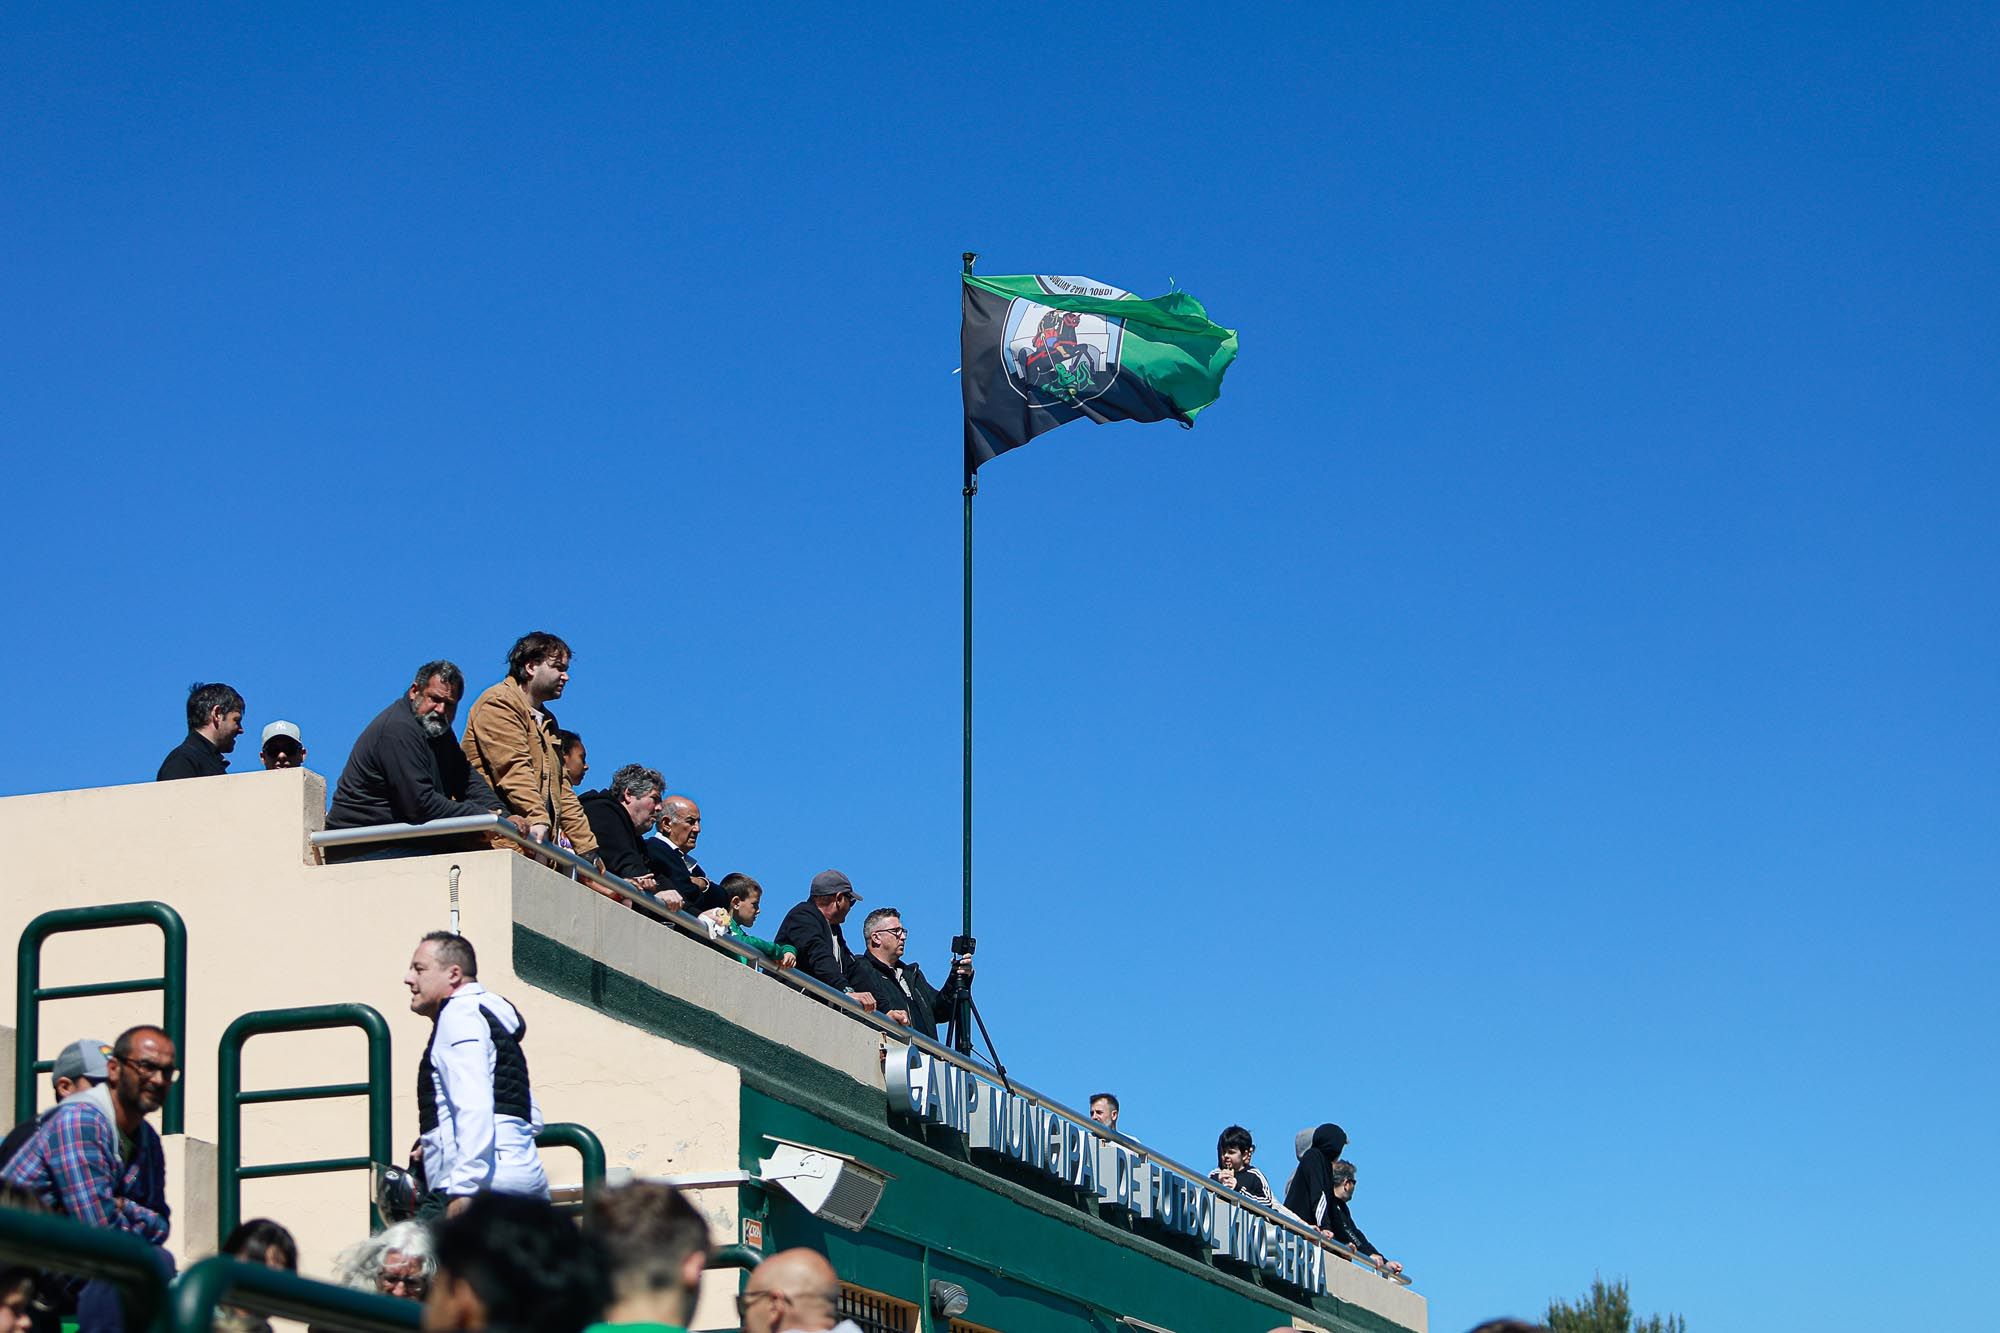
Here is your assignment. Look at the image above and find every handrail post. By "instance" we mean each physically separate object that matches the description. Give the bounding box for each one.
[14,902,188,1134]
[535,1122,606,1202]
[216,1003,393,1243]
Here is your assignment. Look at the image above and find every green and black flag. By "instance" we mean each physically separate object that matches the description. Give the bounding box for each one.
[961,273,1238,472]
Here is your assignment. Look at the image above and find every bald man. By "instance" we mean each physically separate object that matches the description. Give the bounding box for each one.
[644,796,716,913]
[738,1249,863,1333]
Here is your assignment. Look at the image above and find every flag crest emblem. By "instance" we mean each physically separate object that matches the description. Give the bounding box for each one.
[1002,276,1130,408]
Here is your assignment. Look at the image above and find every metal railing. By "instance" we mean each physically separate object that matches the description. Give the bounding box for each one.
[536,1121,607,1206]
[308,816,1411,1287]
[14,901,188,1134]
[216,1002,394,1243]
[0,1200,171,1330]
[172,1256,420,1333]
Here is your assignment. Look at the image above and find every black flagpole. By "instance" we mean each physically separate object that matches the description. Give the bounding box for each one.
[961,250,978,954]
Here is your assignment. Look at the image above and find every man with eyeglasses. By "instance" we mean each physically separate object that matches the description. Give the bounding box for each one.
[844,908,971,1040]
[737,1249,864,1333]
[1,1025,178,1333]
[774,872,879,1012]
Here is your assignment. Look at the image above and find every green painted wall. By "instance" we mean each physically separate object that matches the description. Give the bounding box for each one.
[516,926,1413,1333]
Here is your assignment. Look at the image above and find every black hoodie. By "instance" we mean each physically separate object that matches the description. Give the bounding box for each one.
[1282,1122,1349,1227]
[578,789,651,882]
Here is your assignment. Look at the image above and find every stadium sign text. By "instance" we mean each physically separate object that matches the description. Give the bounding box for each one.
[885,1047,1328,1294]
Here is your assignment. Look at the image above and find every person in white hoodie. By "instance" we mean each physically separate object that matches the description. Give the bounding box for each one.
[403,932,547,1218]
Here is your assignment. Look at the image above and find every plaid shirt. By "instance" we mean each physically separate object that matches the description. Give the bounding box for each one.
[0,1095,169,1243]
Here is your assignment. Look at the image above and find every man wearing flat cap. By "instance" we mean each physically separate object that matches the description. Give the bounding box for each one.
[775,871,878,1011]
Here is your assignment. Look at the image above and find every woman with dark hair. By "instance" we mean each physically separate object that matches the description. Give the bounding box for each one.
[216,1219,298,1333]
[221,1219,298,1271]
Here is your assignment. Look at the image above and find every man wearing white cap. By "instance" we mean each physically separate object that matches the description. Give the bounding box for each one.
[259,721,307,771]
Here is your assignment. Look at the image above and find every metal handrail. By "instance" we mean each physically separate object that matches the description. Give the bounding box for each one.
[216,1003,394,1243]
[308,816,1411,1286]
[0,1202,171,1330]
[14,901,188,1135]
[536,1121,607,1202]
[172,1255,420,1333]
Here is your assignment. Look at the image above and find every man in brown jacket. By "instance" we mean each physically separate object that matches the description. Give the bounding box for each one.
[461,631,599,861]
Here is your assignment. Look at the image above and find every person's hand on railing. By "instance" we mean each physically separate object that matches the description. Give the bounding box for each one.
[886,1009,910,1024]
[529,822,551,843]
[847,990,879,1012]
[502,814,532,835]
[631,872,659,894]
[657,888,686,913]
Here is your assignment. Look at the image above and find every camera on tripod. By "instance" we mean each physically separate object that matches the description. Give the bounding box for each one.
[949,935,976,983]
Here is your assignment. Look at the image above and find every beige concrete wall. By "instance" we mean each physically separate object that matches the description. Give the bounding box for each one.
[0,769,743,1305]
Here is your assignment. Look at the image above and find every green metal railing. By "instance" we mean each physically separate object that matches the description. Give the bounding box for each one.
[217,1002,393,1242]
[173,1256,420,1333]
[536,1121,607,1201]
[0,1199,171,1330]
[14,901,188,1134]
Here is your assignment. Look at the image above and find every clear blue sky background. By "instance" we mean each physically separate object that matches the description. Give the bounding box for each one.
[4,5,1995,1330]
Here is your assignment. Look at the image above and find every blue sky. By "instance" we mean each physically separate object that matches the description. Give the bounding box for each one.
[4,4,1995,1330]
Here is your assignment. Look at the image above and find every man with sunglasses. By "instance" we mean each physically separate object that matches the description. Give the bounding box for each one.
[774,872,879,1013]
[1,1026,178,1332]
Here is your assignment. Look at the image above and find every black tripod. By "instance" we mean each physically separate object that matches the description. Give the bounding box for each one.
[942,940,1011,1092]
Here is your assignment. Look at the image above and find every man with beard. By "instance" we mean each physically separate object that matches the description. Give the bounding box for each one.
[1,1026,179,1333]
[156,682,245,780]
[325,661,525,859]
[461,632,598,860]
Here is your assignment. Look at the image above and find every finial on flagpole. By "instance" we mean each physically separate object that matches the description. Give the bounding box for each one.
[963,252,978,274]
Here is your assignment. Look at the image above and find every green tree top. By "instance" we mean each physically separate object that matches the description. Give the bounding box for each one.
[1546,1275,1686,1333]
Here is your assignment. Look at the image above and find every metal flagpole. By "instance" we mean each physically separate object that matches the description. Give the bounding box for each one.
[960,250,978,947]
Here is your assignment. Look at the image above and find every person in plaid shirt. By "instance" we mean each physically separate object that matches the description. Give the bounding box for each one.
[1,1025,176,1332]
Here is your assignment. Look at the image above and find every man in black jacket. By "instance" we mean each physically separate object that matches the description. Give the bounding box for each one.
[325,661,520,859]
[1321,1159,1401,1275]
[578,764,664,899]
[844,907,969,1040]
[773,871,877,1011]
[156,682,245,780]
[642,795,714,913]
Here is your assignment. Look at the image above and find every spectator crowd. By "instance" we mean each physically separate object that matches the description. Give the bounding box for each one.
[96,633,1413,1329]
[0,935,1402,1333]
[158,635,980,1034]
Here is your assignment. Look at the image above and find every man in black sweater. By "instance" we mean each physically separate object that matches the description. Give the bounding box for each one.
[577,764,664,899]
[325,661,520,858]
[844,907,969,1040]
[1322,1159,1402,1275]
[156,682,245,780]
[773,871,877,1012]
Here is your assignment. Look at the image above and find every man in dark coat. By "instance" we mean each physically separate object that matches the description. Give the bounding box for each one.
[156,682,244,780]
[577,764,665,899]
[324,662,517,859]
[1321,1159,1402,1275]
[642,795,716,914]
[844,907,970,1041]
[773,871,878,1011]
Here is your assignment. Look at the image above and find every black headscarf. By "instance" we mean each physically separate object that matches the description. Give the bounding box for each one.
[1282,1122,1349,1225]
